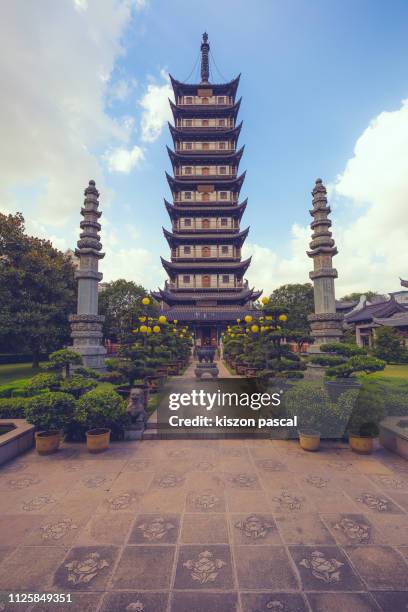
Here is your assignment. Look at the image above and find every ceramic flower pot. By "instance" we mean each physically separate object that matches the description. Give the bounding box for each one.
[299,430,320,452]
[348,434,374,454]
[86,428,111,453]
[35,430,61,455]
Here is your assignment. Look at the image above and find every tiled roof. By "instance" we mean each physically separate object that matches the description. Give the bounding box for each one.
[346,298,408,323]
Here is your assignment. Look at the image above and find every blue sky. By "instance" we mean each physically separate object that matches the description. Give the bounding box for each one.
[2,0,408,296]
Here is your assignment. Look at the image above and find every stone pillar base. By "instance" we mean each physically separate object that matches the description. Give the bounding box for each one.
[308,312,343,348]
[69,314,107,372]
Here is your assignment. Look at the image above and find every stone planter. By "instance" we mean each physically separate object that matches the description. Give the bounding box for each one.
[299,430,320,452]
[167,362,180,376]
[325,378,361,403]
[245,366,258,378]
[348,433,374,454]
[379,416,408,459]
[35,430,61,455]
[86,428,110,453]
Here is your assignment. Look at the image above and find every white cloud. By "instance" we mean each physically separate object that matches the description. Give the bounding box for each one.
[139,70,174,142]
[108,78,137,103]
[104,145,144,173]
[0,1,135,225]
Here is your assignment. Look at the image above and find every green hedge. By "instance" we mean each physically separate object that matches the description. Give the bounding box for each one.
[0,397,31,418]
[0,353,48,365]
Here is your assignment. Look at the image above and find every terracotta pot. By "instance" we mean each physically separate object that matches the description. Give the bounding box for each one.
[35,430,61,455]
[349,434,374,454]
[86,428,111,453]
[299,430,320,452]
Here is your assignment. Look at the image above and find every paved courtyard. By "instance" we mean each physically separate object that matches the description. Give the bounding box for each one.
[0,430,408,611]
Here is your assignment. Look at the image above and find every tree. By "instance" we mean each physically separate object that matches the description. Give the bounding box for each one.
[0,212,76,366]
[99,280,158,342]
[268,283,314,331]
[373,326,406,363]
[340,291,385,302]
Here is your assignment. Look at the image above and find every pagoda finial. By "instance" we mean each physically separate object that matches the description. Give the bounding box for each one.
[200,32,210,84]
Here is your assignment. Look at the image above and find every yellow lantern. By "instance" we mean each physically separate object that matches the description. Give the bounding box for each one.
[142,297,150,306]
[236,318,241,323]
[173,319,178,324]
[132,328,139,334]
[244,315,253,323]
[158,315,167,324]
[140,325,148,333]
[245,328,250,333]
[153,325,160,333]
[138,316,146,322]
[251,324,259,333]
[147,326,152,334]
[173,328,177,333]
[261,296,270,305]
[266,316,273,321]
[279,314,288,322]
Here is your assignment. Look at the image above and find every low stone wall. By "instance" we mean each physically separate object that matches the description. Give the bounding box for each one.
[0,419,35,466]
[379,416,408,460]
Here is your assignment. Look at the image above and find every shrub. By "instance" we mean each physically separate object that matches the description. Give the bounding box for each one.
[59,376,97,399]
[0,397,30,418]
[373,326,406,363]
[321,342,365,357]
[73,388,129,440]
[25,373,62,395]
[44,349,83,377]
[99,370,126,384]
[347,387,385,438]
[309,354,345,366]
[327,356,386,378]
[74,366,101,379]
[0,379,30,398]
[25,392,76,431]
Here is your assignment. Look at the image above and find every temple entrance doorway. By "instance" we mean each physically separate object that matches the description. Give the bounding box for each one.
[196,325,217,347]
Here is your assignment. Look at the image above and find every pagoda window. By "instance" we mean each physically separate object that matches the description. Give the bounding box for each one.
[202,167,210,176]
[222,275,230,283]
[202,97,209,104]
[219,142,226,150]
[202,192,210,202]
[221,218,228,226]
[184,218,191,226]
[202,142,209,150]
[219,166,227,175]
[202,119,209,127]
[184,192,192,200]
[185,142,192,150]
[221,246,228,254]
[184,246,191,254]
[202,247,211,257]
[218,96,225,104]
[218,119,225,127]
[220,191,228,200]
[185,167,192,175]
[183,275,191,283]
[202,275,211,287]
[202,219,210,229]
[185,119,192,127]
[186,96,193,104]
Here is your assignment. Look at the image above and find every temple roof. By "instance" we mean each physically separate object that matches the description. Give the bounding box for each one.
[163,226,249,246]
[166,146,244,166]
[169,98,241,120]
[345,296,408,323]
[166,171,246,192]
[152,287,262,306]
[164,199,247,219]
[168,122,243,142]
[169,74,241,100]
[401,278,408,288]
[161,256,251,275]
[373,312,408,328]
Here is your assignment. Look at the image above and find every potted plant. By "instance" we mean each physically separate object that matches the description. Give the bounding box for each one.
[43,348,83,378]
[347,387,385,454]
[284,382,333,451]
[25,392,76,455]
[75,388,129,453]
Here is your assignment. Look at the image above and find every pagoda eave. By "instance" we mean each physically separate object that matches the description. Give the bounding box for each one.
[169,98,242,120]
[163,226,249,246]
[169,73,241,100]
[161,256,251,275]
[166,171,246,192]
[164,199,248,219]
[168,121,242,142]
[166,145,244,166]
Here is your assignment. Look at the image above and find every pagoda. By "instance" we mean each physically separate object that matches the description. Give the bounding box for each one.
[153,33,261,346]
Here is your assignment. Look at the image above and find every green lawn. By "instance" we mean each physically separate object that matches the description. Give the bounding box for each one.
[369,364,408,380]
[0,363,44,385]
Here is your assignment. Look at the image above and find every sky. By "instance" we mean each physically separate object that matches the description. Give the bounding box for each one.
[1,0,408,298]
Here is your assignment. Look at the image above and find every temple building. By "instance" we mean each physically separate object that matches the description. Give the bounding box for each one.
[153,33,261,346]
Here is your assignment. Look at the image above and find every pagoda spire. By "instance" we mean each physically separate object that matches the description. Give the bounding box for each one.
[307,178,343,346]
[200,32,210,83]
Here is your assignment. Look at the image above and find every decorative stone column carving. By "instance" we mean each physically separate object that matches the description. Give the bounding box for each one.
[69,180,107,371]
[307,178,343,347]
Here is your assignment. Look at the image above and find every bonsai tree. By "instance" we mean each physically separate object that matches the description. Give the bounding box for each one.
[74,388,129,439]
[319,343,386,378]
[44,348,83,378]
[25,391,76,432]
[59,375,97,399]
[347,386,386,438]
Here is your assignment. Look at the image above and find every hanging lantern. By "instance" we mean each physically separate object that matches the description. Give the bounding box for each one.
[158,315,167,324]
[261,296,270,305]
[244,315,253,323]
[278,314,288,322]
[251,324,259,333]
[153,325,160,333]
[142,297,150,306]
[140,325,148,333]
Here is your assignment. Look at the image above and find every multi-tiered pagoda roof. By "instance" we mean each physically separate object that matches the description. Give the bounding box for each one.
[153,33,261,333]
